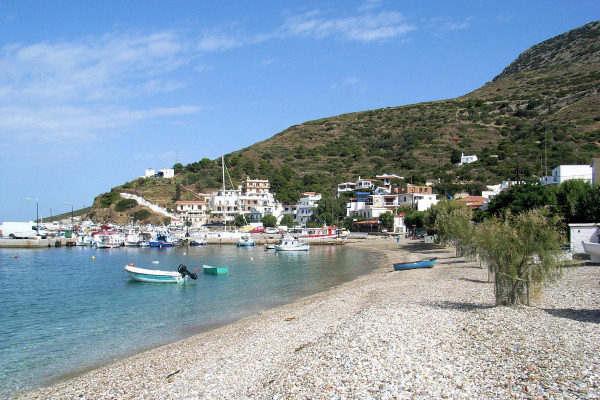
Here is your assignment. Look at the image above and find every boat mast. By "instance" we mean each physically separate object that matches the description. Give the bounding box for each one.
[222,156,227,226]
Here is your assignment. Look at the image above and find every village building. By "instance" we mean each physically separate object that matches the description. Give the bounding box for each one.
[540,164,593,186]
[175,200,208,227]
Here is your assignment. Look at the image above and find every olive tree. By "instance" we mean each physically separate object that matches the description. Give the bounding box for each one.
[475,208,563,306]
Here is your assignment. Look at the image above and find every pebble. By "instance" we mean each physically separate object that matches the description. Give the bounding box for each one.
[15,241,600,399]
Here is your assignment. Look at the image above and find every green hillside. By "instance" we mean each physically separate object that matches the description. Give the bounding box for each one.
[93,21,600,223]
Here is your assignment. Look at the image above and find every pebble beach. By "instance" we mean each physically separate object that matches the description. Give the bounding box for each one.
[15,240,600,399]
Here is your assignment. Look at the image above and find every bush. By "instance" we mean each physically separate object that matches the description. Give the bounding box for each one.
[133,209,150,222]
[115,199,138,212]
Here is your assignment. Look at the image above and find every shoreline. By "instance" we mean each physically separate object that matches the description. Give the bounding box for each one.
[15,239,600,399]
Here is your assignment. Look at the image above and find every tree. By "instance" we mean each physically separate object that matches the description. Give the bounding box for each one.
[486,184,557,216]
[475,208,563,306]
[261,215,277,227]
[280,215,295,227]
[379,211,394,230]
[234,214,248,227]
[450,149,462,164]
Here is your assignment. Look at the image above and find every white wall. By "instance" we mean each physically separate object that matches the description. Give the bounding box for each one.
[569,223,599,253]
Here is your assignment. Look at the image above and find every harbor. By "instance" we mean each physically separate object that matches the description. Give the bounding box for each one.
[11,240,600,399]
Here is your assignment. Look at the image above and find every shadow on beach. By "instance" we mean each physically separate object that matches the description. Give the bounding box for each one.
[424,300,495,311]
[544,308,600,324]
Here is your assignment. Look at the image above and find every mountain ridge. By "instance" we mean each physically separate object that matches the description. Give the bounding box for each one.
[90,21,600,224]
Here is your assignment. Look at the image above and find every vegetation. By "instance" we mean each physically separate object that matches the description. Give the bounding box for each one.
[261,215,277,227]
[133,209,150,222]
[87,22,600,227]
[475,209,563,306]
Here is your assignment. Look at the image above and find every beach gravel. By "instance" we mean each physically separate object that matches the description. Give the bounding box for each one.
[15,240,600,399]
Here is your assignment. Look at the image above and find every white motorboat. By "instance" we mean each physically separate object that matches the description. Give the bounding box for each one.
[274,237,309,251]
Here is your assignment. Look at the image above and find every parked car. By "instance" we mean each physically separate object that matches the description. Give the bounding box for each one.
[250,226,265,233]
[265,227,280,234]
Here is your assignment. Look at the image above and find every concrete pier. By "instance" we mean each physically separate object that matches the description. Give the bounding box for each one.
[0,238,72,248]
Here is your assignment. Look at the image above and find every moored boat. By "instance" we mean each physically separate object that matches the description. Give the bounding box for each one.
[148,233,175,247]
[124,263,198,283]
[299,226,348,241]
[236,235,255,247]
[393,258,437,271]
[274,237,309,251]
[203,264,229,275]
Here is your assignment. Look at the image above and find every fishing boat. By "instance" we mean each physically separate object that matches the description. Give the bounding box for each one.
[274,236,310,251]
[189,238,208,246]
[393,258,437,271]
[124,263,198,283]
[93,230,123,248]
[236,235,255,247]
[582,242,600,262]
[299,226,348,241]
[203,264,229,275]
[123,228,142,247]
[148,233,175,248]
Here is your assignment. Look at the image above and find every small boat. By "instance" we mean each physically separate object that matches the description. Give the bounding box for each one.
[264,243,275,250]
[124,263,198,283]
[582,242,600,262]
[203,264,229,275]
[236,235,255,247]
[274,237,309,251]
[190,238,208,246]
[393,258,437,271]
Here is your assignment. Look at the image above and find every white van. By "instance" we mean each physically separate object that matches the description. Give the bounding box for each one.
[0,222,48,239]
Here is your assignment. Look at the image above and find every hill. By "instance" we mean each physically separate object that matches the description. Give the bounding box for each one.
[90,21,600,224]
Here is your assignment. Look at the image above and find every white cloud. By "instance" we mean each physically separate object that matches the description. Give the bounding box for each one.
[280,10,415,42]
[0,31,191,103]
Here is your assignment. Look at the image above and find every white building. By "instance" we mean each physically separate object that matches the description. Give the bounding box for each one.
[296,192,322,225]
[207,178,283,224]
[540,165,593,186]
[459,153,478,166]
[175,200,208,228]
[143,168,174,179]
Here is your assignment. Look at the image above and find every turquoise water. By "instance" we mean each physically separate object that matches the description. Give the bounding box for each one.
[0,244,378,398]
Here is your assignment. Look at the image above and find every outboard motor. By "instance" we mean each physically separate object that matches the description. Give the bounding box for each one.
[178,264,198,280]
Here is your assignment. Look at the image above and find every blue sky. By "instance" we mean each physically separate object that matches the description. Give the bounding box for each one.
[1,1,598,223]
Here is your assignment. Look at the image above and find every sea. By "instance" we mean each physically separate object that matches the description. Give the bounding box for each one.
[0,244,379,398]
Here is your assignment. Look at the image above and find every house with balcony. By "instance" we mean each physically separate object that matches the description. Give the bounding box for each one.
[296,192,322,225]
[175,200,208,227]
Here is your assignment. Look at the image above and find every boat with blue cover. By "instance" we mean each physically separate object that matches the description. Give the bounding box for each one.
[393,258,437,271]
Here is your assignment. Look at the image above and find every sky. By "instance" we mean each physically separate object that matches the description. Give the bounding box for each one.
[1,1,598,223]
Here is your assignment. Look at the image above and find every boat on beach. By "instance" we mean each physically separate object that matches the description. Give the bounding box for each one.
[124,263,198,283]
[274,236,310,251]
[582,241,600,262]
[393,258,437,271]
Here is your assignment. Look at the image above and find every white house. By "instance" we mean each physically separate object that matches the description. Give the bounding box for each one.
[459,153,478,166]
[540,165,593,186]
[175,200,208,228]
[296,192,322,225]
[143,168,174,179]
